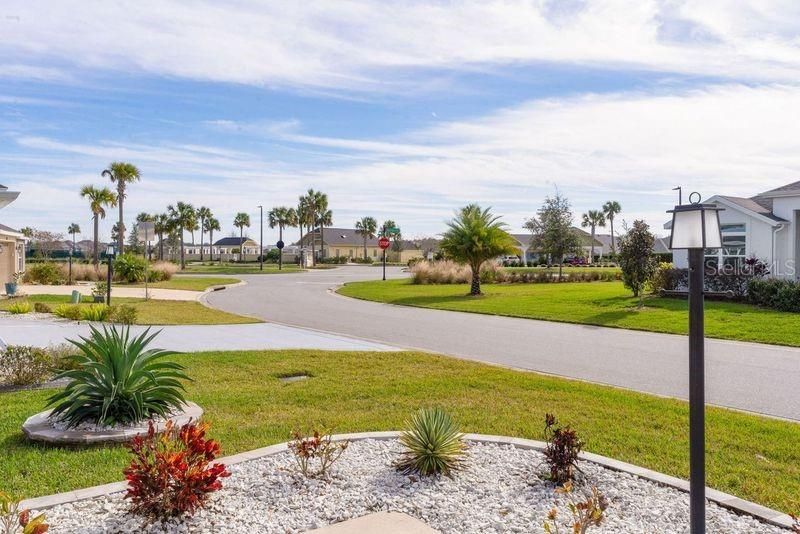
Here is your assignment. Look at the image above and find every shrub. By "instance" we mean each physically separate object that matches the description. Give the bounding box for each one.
[110,304,138,325]
[91,281,107,298]
[79,304,112,322]
[6,301,32,315]
[617,220,657,305]
[59,263,107,282]
[543,413,583,485]
[23,262,65,285]
[124,420,229,521]
[288,430,349,478]
[53,304,81,321]
[45,343,81,371]
[0,346,53,386]
[351,256,374,264]
[748,278,800,312]
[543,482,608,534]
[47,325,189,428]
[150,261,177,281]
[411,260,503,285]
[0,491,49,534]
[647,262,680,293]
[114,253,148,283]
[33,302,52,314]
[396,407,465,476]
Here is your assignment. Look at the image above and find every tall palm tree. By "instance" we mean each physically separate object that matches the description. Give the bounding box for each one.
[317,208,332,261]
[602,200,622,254]
[67,223,80,284]
[354,216,378,261]
[167,202,196,270]
[204,214,221,263]
[581,209,606,262]
[233,212,251,262]
[440,204,518,296]
[268,206,298,270]
[196,206,213,261]
[153,213,169,261]
[80,185,117,266]
[102,162,140,254]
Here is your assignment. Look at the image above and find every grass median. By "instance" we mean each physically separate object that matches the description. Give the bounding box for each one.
[338,278,800,347]
[0,349,798,512]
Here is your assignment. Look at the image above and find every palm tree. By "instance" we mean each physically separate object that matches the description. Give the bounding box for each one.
[153,213,169,260]
[268,206,298,270]
[354,216,378,261]
[602,200,622,254]
[80,185,117,266]
[317,208,332,261]
[67,223,80,284]
[205,217,221,262]
[581,209,606,262]
[196,206,213,261]
[381,220,402,252]
[102,162,140,254]
[167,202,196,270]
[440,204,518,296]
[233,212,251,262]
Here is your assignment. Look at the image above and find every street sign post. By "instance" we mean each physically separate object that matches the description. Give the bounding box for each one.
[276,240,285,271]
[379,236,391,280]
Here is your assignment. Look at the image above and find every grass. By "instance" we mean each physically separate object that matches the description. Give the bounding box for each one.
[125,277,240,292]
[338,278,800,347]
[0,349,798,512]
[0,294,259,325]
[178,263,303,275]
[504,266,621,275]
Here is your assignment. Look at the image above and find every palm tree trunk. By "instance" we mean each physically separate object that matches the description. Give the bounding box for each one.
[320,224,325,261]
[180,227,185,270]
[117,187,125,254]
[363,238,367,261]
[470,263,481,296]
[158,232,164,260]
[93,214,99,267]
[209,229,214,262]
[610,216,615,254]
[240,227,244,262]
[278,225,283,270]
[200,221,204,262]
[590,226,595,263]
[310,226,316,266]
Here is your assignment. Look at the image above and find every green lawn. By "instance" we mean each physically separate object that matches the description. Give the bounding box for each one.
[504,266,621,275]
[126,276,240,292]
[1,350,798,512]
[179,263,303,275]
[0,294,259,325]
[338,279,800,347]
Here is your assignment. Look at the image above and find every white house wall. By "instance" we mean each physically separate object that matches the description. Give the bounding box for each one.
[770,197,800,278]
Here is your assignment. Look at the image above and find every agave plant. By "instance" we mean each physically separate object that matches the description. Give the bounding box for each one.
[396,407,466,476]
[47,325,189,428]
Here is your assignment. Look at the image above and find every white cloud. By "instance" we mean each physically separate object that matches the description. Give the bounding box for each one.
[3,1,800,91]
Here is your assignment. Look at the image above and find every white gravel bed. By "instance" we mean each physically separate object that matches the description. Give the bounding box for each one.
[41,439,786,533]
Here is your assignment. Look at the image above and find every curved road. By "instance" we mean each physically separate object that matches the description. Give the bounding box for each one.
[204,266,800,421]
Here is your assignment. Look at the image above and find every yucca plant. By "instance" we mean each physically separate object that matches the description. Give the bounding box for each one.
[46,325,189,428]
[396,407,466,476]
[6,301,32,315]
[79,303,111,322]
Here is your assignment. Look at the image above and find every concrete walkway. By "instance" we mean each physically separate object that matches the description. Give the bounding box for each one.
[17,284,202,301]
[0,316,398,352]
[203,266,800,421]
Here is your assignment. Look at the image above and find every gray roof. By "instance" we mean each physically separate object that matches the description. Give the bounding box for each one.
[759,180,800,197]
[717,195,787,223]
[511,228,602,248]
[300,228,380,247]
[213,237,256,246]
[0,223,21,234]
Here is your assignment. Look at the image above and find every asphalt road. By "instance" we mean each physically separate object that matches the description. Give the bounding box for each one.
[204,266,800,421]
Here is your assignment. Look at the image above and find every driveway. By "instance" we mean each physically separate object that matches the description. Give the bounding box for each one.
[203,265,800,421]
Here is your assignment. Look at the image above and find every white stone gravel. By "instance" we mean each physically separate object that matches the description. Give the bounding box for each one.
[41,439,787,533]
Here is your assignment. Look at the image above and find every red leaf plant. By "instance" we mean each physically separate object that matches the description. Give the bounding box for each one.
[123,420,230,521]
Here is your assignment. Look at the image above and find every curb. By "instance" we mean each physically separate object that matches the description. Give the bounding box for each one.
[20,431,794,529]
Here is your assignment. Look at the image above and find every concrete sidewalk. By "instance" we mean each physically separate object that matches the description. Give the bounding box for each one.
[17,284,202,301]
[0,316,399,352]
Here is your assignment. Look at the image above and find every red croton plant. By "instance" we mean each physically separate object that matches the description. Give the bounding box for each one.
[123,420,230,521]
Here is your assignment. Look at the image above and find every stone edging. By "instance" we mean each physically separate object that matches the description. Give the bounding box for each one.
[21,431,794,529]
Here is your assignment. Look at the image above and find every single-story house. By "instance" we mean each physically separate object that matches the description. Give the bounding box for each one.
[0,185,27,285]
[297,227,384,261]
[154,237,261,262]
[510,228,603,266]
[666,181,800,278]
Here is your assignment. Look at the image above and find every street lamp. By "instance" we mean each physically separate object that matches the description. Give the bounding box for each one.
[667,194,722,534]
[258,205,263,271]
[105,243,117,305]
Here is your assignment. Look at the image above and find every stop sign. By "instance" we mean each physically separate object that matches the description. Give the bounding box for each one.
[378,236,391,250]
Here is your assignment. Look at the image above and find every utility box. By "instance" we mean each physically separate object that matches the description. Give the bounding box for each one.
[70,290,82,304]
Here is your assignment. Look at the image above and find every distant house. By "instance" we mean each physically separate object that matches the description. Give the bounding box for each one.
[510,227,603,265]
[213,237,259,261]
[297,227,383,261]
[666,181,800,278]
[152,236,260,262]
[0,185,27,286]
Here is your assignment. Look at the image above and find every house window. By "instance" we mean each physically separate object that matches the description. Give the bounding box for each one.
[372,249,377,257]
[705,223,746,272]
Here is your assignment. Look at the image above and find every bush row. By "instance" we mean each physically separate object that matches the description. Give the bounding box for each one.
[22,258,177,284]
[410,260,621,285]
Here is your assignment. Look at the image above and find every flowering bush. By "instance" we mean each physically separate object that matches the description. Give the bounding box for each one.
[288,430,349,478]
[0,491,49,534]
[124,420,229,521]
[543,413,583,485]
[0,346,52,386]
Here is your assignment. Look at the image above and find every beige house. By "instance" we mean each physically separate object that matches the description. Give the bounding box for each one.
[298,227,383,261]
[0,185,26,285]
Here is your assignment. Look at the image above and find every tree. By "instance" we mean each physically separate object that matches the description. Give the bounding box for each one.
[153,213,169,261]
[269,206,298,269]
[440,204,518,296]
[28,229,65,259]
[102,162,140,254]
[196,206,213,261]
[301,189,328,265]
[80,185,117,266]
[67,223,80,255]
[381,220,403,252]
[167,202,196,269]
[134,212,153,258]
[19,227,34,239]
[233,212,251,262]
[126,223,141,255]
[528,193,581,280]
[581,210,606,262]
[354,216,378,261]
[602,200,622,254]
[618,219,657,308]
[205,216,221,262]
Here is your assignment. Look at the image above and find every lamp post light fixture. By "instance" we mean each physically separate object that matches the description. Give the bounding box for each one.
[667,194,723,534]
[105,243,117,305]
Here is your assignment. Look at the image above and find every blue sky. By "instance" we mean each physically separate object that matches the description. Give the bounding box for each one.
[3,1,800,244]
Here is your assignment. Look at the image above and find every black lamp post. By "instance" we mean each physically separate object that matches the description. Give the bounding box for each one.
[667,194,722,534]
[258,205,264,271]
[105,243,117,305]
